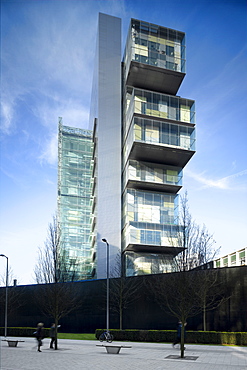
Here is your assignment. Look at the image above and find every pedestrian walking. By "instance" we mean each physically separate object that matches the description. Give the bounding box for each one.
[49,323,61,349]
[35,322,45,352]
[173,321,187,348]
[50,323,55,349]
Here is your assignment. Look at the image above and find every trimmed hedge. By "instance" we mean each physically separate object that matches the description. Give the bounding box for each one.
[0,327,50,338]
[2,327,246,345]
[95,329,247,346]
[186,331,247,345]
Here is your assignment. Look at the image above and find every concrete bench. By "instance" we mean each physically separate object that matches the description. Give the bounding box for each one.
[96,344,132,354]
[2,340,25,347]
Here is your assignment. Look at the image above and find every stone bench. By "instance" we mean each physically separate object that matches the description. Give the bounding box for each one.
[2,340,25,347]
[96,344,132,354]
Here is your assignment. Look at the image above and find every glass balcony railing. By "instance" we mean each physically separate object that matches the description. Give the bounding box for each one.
[122,222,182,249]
[124,88,195,136]
[124,252,175,276]
[126,227,181,247]
[122,189,179,228]
[123,116,195,164]
[123,160,182,189]
[123,19,186,79]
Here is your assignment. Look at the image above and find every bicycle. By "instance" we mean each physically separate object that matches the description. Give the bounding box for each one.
[99,331,114,343]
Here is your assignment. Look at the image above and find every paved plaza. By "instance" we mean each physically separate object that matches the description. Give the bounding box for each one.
[0,337,246,370]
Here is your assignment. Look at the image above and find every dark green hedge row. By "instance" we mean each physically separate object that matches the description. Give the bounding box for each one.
[95,329,247,345]
[0,327,50,338]
[186,331,247,345]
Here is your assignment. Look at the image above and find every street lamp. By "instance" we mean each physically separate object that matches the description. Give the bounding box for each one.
[0,254,8,337]
[101,239,109,335]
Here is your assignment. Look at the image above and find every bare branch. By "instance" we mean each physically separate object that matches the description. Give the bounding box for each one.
[33,214,83,349]
[171,192,221,271]
[108,252,143,329]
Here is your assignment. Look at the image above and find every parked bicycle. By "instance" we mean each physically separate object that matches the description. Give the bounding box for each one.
[99,331,114,343]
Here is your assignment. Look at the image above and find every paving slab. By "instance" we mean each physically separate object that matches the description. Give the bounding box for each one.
[0,337,246,370]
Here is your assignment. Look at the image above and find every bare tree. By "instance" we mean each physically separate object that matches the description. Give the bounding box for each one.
[145,193,227,357]
[148,268,230,358]
[195,269,230,331]
[34,215,79,284]
[109,252,143,329]
[0,266,25,320]
[0,265,17,287]
[34,215,82,349]
[172,192,221,271]
[148,271,201,358]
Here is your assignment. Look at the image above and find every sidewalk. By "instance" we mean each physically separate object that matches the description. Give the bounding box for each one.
[1,337,246,370]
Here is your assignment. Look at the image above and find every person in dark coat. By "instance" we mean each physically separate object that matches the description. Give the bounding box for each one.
[49,323,61,349]
[35,323,45,352]
[49,323,56,349]
[173,321,187,348]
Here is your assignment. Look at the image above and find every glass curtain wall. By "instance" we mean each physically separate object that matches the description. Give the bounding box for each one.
[58,123,94,280]
[124,87,195,138]
[123,160,182,189]
[123,116,195,165]
[123,19,186,80]
[122,189,179,244]
[125,252,175,276]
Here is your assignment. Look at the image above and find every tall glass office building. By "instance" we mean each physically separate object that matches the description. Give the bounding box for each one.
[58,14,196,279]
[121,19,195,275]
[58,121,95,280]
[89,14,196,278]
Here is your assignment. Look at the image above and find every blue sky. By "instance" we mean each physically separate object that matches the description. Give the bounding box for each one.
[1,0,247,285]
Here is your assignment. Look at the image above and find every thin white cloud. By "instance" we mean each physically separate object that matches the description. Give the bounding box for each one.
[206,46,247,92]
[0,100,15,135]
[184,45,247,127]
[39,131,58,166]
[37,103,90,166]
[1,2,96,135]
[186,168,247,190]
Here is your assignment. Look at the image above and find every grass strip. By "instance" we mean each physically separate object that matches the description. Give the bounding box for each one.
[58,333,96,340]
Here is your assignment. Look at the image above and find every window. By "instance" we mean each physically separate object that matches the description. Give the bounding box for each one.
[231,254,236,265]
[141,230,161,245]
[223,257,228,266]
[166,45,174,56]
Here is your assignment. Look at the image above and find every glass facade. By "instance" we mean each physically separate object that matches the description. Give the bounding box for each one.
[58,122,94,280]
[125,252,175,276]
[123,116,195,166]
[124,87,195,138]
[123,189,178,226]
[122,19,195,276]
[122,189,180,247]
[123,19,186,81]
[123,160,182,189]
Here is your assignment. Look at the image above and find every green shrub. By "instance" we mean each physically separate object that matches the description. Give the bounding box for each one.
[0,327,49,338]
[95,329,247,345]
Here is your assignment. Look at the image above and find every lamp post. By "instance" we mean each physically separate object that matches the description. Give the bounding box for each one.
[101,239,109,335]
[0,254,8,337]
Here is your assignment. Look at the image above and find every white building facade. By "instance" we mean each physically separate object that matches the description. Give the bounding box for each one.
[214,247,247,268]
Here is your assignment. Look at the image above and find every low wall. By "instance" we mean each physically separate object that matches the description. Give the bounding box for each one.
[0,266,246,333]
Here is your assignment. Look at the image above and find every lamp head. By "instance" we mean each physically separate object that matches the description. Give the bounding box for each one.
[102,238,109,246]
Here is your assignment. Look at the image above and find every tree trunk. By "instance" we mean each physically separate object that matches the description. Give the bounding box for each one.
[119,281,123,330]
[180,323,185,358]
[119,307,123,330]
[203,304,206,331]
[55,316,58,350]
[54,292,58,350]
